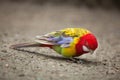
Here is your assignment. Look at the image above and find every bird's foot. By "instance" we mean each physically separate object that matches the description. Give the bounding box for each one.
[68,58,84,64]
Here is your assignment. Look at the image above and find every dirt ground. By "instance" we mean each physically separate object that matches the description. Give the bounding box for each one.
[0,2,120,80]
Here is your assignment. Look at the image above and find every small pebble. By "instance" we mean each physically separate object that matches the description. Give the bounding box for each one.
[3,32,8,36]
[103,59,107,62]
[106,70,115,75]
[52,65,55,68]
[18,74,25,77]
[103,63,107,65]
[5,64,9,68]
[59,64,63,66]
[0,58,5,60]
[31,56,34,58]
[1,50,7,53]
[12,67,17,70]
[59,74,64,77]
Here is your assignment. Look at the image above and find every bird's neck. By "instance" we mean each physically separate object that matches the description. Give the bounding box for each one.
[75,37,88,56]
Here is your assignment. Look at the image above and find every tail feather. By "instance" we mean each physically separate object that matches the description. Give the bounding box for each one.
[10,43,41,49]
[10,36,56,49]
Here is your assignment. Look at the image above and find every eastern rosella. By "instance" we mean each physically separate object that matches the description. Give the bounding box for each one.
[10,28,98,58]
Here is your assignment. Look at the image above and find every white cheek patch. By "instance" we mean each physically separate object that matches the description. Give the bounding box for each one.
[83,45,90,52]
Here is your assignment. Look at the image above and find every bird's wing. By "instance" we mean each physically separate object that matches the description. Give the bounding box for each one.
[35,35,73,47]
[34,28,77,47]
[34,28,90,47]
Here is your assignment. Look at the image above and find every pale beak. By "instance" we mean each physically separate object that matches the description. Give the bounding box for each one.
[89,50,94,54]
[83,45,94,54]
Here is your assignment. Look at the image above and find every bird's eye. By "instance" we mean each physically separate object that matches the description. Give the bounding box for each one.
[82,45,90,52]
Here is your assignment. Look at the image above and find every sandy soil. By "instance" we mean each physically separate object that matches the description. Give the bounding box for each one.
[0,2,120,80]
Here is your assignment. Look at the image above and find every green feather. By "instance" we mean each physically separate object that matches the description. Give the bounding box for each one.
[52,46,62,54]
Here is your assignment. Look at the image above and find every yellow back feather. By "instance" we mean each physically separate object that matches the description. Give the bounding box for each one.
[61,28,90,37]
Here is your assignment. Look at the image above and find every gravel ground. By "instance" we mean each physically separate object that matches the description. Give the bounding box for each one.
[0,2,120,80]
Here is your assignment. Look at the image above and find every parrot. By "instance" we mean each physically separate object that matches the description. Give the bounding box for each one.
[10,28,98,61]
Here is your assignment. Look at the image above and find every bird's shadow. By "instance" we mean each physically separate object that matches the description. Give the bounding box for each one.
[13,48,102,66]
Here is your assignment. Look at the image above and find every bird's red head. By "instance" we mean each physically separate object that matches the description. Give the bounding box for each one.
[76,33,98,55]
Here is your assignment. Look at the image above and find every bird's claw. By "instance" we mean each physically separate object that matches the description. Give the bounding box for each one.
[68,58,84,64]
